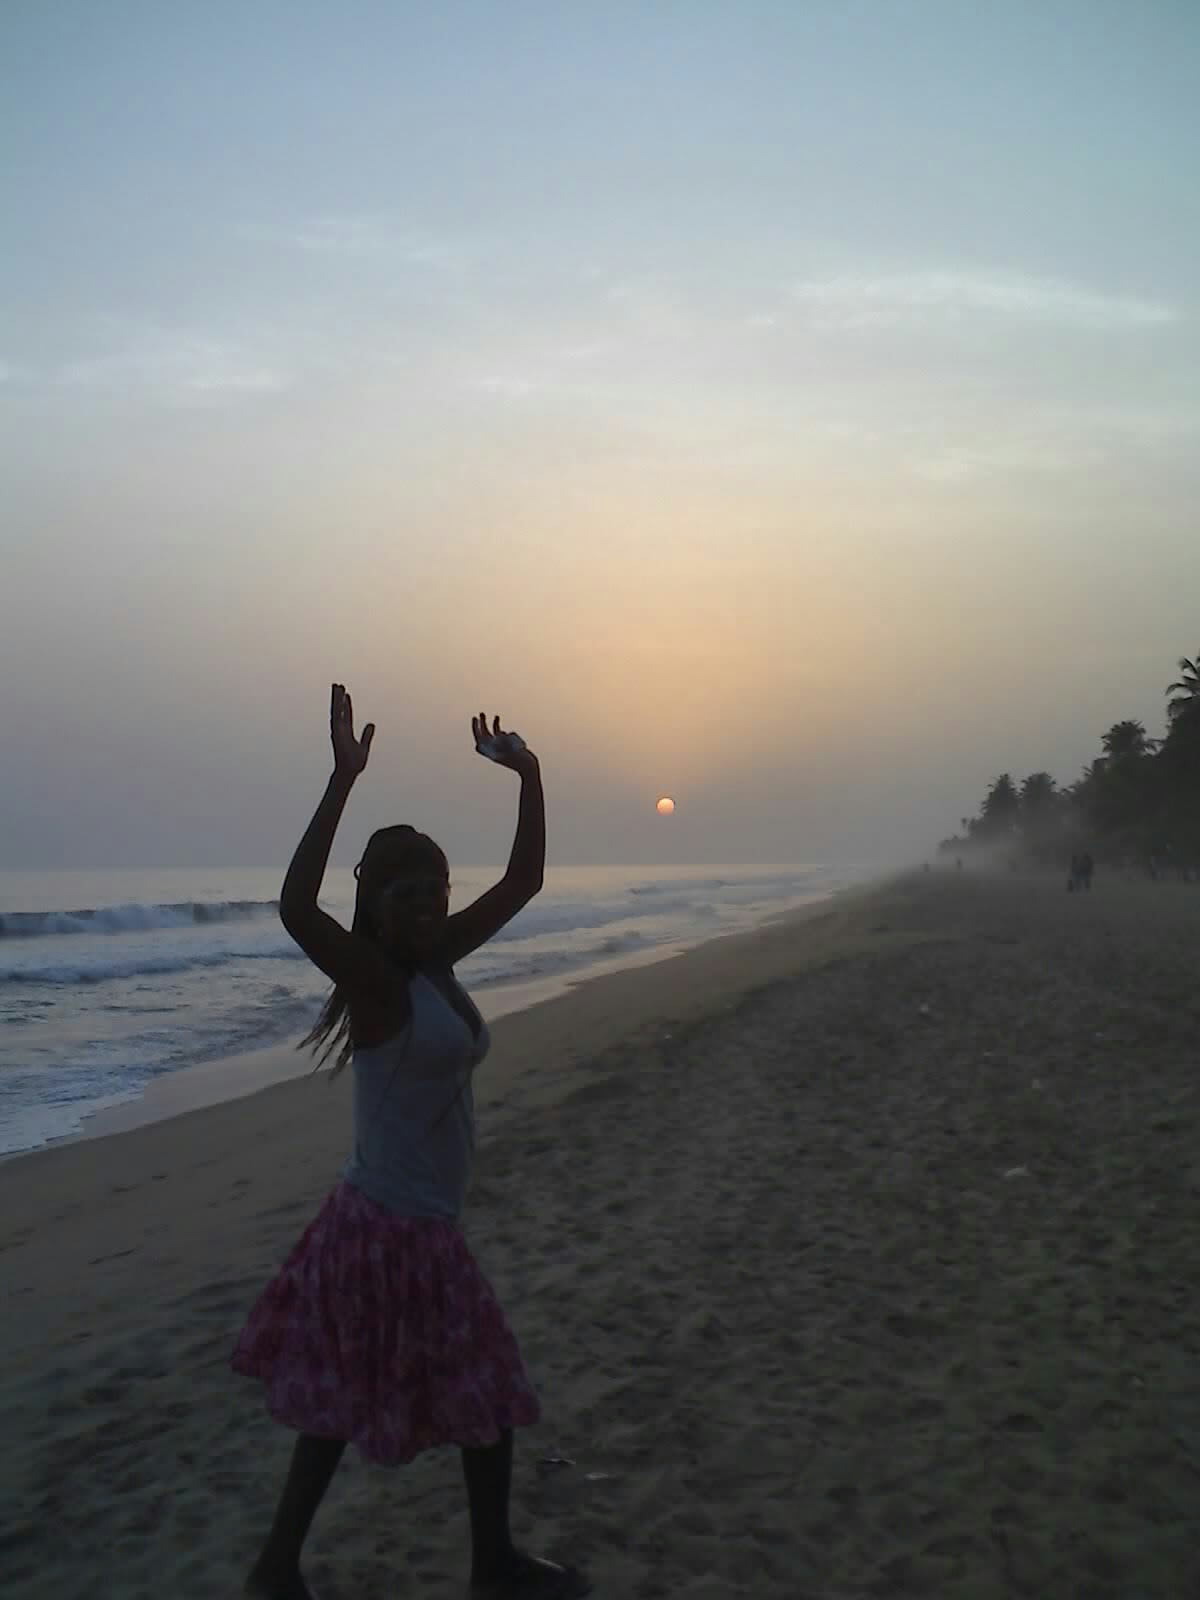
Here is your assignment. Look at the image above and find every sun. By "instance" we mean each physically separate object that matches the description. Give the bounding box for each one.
[656,796,676,816]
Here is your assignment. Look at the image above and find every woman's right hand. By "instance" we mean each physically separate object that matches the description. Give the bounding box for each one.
[331,682,374,780]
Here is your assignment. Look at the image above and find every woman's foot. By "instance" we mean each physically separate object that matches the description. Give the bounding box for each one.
[244,1563,318,1599]
[470,1549,591,1597]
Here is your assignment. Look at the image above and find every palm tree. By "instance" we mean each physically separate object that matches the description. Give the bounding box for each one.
[1101,720,1154,760]
[1160,651,1200,810]
[1019,772,1057,818]
[1167,654,1200,721]
[1066,768,1094,823]
[1018,772,1062,858]
[980,773,1020,836]
[939,644,1200,868]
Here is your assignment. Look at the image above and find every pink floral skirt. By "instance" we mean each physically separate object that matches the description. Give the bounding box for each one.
[231,1180,541,1465]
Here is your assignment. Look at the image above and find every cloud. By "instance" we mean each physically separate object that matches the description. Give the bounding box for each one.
[907,442,1090,483]
[1055,405,1200,444]
[603,278,692,341]
[791,270,1177,333]
[0,359,35,385]
[59,327,285,400]
[555,340,613,363]
[902,395,1200,483]
[247,215,464,273]
[257,216,388,255]
[901,412,1166,483]
[465,373,541,400]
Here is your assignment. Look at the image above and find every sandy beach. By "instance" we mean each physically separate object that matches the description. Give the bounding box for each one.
[2,869,1198,1598]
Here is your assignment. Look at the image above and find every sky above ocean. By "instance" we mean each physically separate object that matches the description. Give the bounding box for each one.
[3,2,1197,870]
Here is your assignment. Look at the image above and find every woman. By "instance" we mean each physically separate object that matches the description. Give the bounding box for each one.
[232,685,589,1598]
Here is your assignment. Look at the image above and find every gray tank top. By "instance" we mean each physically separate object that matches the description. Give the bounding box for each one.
[341,971,491,1221]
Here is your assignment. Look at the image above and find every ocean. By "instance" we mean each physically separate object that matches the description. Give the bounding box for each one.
[0,862,864,1157]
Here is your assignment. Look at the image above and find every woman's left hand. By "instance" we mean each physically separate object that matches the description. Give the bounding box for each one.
[472,712,537,773]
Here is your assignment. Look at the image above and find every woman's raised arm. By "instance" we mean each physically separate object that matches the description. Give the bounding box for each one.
[437,713,545,967]
[279,684,393,994]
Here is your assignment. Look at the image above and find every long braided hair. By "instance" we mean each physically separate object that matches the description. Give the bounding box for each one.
[300,824,450,1077]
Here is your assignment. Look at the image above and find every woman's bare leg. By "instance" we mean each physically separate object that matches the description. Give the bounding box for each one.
[462,1428,517,1583]
[245,1433,346,1598]
[462,1430,590,1595]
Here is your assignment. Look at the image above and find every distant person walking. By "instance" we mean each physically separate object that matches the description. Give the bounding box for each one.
[1067,852,1094,892]
[232,685,589,1599]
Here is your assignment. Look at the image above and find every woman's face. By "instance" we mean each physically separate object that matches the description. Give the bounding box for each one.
[372,865,451,957]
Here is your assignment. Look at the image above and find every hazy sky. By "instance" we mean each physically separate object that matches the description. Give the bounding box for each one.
[3,2,1198,870]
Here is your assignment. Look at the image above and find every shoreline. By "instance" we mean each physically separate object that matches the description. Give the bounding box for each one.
[5,883,865,1165]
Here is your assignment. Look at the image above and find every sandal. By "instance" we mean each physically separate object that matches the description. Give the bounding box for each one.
[470,1550,592,1598]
